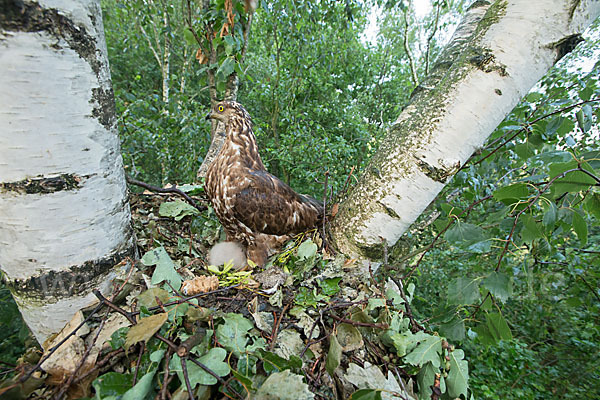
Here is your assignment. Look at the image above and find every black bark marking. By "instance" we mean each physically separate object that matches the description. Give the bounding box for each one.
[0,0,100,74]
[1,173,86,194]
[415,157,460,183]
[469,48,508,76]
[91,87,117,129]
[550,34,584,62]
[378,200,401,219]
[3,234,136,299]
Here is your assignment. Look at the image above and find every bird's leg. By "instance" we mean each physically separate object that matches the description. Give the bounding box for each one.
[246,243,268,267]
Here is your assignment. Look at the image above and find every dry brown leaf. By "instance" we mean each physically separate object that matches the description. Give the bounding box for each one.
[180,275,219,296]
[195,48,207,64]
[125,312,168,350]
[330,203,339,218]
[343,258,358,268]
[41,311,98,398]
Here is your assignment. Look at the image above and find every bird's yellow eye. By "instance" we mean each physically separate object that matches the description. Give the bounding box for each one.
[218,105,224,112]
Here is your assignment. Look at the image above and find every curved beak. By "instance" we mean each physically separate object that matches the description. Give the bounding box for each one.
[205,111,213,121]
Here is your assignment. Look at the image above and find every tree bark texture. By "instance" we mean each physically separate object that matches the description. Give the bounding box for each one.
[330,0,600,262]
[0,0,136,343]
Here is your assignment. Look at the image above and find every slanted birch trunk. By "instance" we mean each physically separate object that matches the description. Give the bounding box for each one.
[331,0,600,261]
[0,0,136,343]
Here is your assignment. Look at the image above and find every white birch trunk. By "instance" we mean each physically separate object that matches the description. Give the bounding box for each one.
[331,0,600,261]
[0,0,136,343]
[161,7,170,104]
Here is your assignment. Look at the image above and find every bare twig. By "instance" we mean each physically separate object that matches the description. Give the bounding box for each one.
[180,356,195,400]
[268,303,290,351]
[126,175,206,212]
[73,348,126,385]
[159,347,173,400]
[579,275,600,303]
[133,342,145,386]
[3,301,106,394]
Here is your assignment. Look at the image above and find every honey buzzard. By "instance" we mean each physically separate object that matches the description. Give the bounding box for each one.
[205,101,324,266]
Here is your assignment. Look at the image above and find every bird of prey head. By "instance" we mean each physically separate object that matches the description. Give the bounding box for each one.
[206,101,251,124]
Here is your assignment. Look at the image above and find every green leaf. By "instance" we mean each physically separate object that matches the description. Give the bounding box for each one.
[224,35,236,56]
[388,331,415,357]
[542,202,557,228]
[416,362,436,400]
[473,323,496,346]
[447,277,480,305]
[171,348,230,386]
[493,183,529,203]
[183,29,197,46]
[254,370,314,400]
[125,312,168,349]
[217,57,236,78]
[294,287,327,308]
[177,184,205,195]
[326,333,342,376]
[514,142,534,159]
[572,212,588,246]
[142,247,182,290]
[486,312,512,341]
[349,389,383,400]
[444,222,489,249]
[584,193,600,219]
[216,313,253,357]
[93,372,133,398]
[446,349,469,399]
[439,315,465,341]
[579,86,593,101]
[403,333,442,368]
[318,277,341,296]
[158,200,199,221]
[545,116,563,137]
[137,287,171,309]
[520,214,543,243]
[549,161,597,193]
[297,239,318,260]
[482,271,513,303]
[533,150,572,164]
[258,350,302,374]
[122,369,157,400]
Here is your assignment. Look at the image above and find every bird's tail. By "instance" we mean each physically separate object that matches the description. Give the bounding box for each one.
[300,194,325,220]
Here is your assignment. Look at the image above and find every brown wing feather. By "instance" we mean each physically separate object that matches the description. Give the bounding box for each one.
[231,170,323,236]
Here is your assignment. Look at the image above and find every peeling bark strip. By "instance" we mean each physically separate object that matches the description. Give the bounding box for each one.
[1,173,85,194]
[330,0,600,260]
[5,241,135,300]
